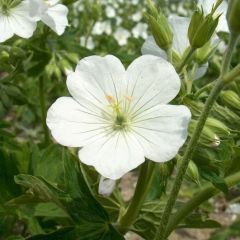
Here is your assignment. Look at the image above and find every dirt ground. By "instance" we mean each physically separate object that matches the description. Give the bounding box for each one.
[120,172,240,240]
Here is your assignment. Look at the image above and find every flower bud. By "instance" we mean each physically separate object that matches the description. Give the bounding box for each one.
[188,7,220,49]
[205,117,230,137]
[189,120,220,147]
[227,0,240,34]
[98,176,116,197]
[221,90,240,110]
[186,160,200,184]
[145,0,173,50]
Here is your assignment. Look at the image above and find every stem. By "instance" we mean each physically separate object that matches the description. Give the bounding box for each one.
[165,171,240,237]
[154,34,239,240]
[177,47,196,73]
[221,33,239,75]
[117,161,155,233]
[167,48,173,63]
[39,77,50,145]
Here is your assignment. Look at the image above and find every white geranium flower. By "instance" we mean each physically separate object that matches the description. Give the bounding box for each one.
[142,15,214,80]
[80,36,95,50]
[105,5,116,18]
[27,0,69,35]
[0,0,37,42]
[92,21,112,35]
[113,27,130,46]
[46,55,191,179]
[132,11,142,22]
[132,22,148,39]
[198,0,228,32]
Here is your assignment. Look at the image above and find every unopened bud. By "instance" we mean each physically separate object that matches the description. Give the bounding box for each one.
[98,176,116,197]
[188,7,220,49]
[227,0,240,34]
[221,90,240,110]
[145,0,173,50]
[186,160,200,184]
[205,117,230,137]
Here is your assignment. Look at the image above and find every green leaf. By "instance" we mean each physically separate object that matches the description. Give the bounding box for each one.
[200,169,229,194]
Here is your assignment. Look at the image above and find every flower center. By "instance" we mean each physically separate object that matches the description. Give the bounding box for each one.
[0,0,21,14]
[105,95,131,131]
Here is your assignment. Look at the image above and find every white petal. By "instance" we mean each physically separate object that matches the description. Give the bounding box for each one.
[126,55,180,116]
[98,176,116,196]
[141,36,167,59]
[26,0,47,20]
[169,15,189,56]
[9,1,37,38]
[67,55,126,107]
[0,15,14,42]
[79,132,145,180]
[46,97,109,147]
[193,63,208,80]
[132,104,191,162]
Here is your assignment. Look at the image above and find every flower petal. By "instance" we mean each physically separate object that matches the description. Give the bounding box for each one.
[169,15,189,56]
[79,132,145,180]
[47,97,110,147]
[0,16,14,42]
[67,55,126,107]
[126,55,180,116]
[141,36,167,59]
[132,104,191,162]
[98,176,116,196]
[41,4,68,35]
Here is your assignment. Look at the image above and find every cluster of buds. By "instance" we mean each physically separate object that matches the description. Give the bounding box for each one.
[188,1,222,49]
[145,0,173,51]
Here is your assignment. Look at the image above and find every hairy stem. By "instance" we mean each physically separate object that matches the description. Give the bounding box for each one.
[154,33,239,240]
[117,161,155,233]
[165,171,240,237]
[39,77,50,145]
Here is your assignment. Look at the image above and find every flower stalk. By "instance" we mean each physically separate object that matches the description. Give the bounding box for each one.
[177,47,196,73]
[154,33,240,240]
[117,161,156,233]
[39,76,50,145]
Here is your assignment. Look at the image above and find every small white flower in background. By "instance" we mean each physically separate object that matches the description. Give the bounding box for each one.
[105,5,116,18]
[142,15,216,80]
[116,16,122,26]
[0,0,37,42]
[132,22,148,39]
[27,0,69,35]
[47,55,191,179]
[92,20,112,35]
[80,36,95,50]
[132,11,142,22]
[113,27,130,46]
[98,176,116,196]
[198,0,228,32]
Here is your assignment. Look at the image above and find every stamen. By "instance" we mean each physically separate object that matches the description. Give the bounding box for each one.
[124,95,132,102]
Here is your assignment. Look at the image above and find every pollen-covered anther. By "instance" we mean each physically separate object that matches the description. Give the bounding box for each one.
[124,95,132,102]
[105,95,115,104]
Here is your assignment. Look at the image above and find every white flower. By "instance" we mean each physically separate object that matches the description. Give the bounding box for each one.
[0,0,37,42]
[92,21,112,35]
[80,36,95,50]
[113,27,130,46]
[46,55,191,179]
[27,0,69,35]
[132,11,142,22]
[142,15,215,80]
[198,0,228,32]
[132,22,148,39]
[105,5,116,18]
[98,176,116,196]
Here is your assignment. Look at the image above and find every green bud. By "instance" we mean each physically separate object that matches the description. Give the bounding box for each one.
[145,0,173,50]
[0,51,10,61]
[188,7,220,49]
[186,160,200,185]
[205,117,230,137]
[195,40,217,64]
[189,120,220,147]
[227,0,240,34]
[221,90,240,110]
